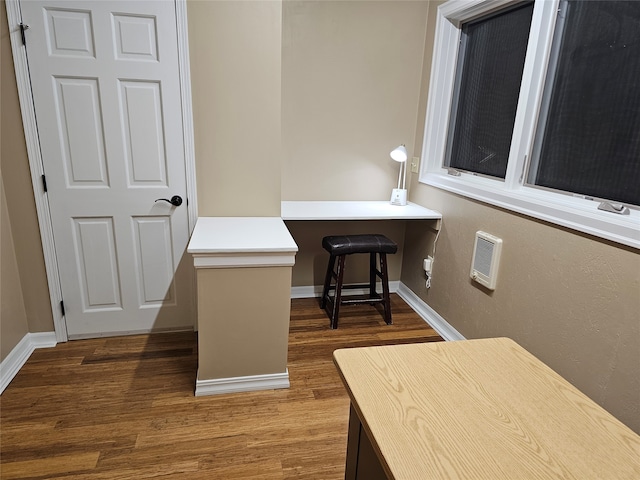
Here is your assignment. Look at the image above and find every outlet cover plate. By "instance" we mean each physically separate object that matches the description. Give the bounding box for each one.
[410,157,419,173]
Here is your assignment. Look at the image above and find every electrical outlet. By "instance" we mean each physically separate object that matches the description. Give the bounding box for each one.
[423,256,433,274]
[410,157,419,173]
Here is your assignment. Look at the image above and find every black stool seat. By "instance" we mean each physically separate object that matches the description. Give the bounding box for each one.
[321,234,397,329]
[322,234,398,256]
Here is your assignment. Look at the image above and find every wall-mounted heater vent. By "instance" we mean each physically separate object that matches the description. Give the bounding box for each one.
[470,231,502,290]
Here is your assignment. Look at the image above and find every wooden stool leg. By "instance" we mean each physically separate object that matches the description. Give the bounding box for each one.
[379,253,392,325]
[321,255,336,309]
[369,252,377,299]
[331,255,346,329]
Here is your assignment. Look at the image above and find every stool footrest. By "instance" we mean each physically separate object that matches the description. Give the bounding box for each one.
[325,283,375,292]
[341,297,384,306]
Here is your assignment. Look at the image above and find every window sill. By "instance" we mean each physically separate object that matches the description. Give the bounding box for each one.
[421,172,640,250]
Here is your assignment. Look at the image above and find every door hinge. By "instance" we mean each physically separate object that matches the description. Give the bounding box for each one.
[19,22,29,46]
[60,300,65,316]
[42,174,48,192]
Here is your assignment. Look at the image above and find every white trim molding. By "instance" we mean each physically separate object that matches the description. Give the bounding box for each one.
[192,253,296,269]
[175,0,198,234]
[440,0,516,27]
[396,283,465,341]
[195,370,290,396]
[0,332,57,394]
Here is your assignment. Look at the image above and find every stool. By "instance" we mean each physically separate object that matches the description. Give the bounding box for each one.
[320,234,398,329]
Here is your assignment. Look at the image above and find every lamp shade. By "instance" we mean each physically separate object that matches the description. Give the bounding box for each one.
[390,144,408,162]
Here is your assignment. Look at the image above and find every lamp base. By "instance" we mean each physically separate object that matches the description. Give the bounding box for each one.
[390,188,407,206]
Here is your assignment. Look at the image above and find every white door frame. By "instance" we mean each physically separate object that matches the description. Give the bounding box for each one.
[5,0,198,342]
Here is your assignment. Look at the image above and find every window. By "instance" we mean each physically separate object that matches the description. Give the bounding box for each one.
[421,0,640,249]
[528,0,640,206]
[446,2,534,179]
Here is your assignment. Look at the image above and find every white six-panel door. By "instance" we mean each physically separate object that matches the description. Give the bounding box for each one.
[19,1,194,338]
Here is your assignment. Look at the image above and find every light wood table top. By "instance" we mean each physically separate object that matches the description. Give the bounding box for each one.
[333,338,640,479]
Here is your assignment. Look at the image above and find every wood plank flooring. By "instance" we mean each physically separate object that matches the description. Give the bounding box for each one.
[1,295,442,479]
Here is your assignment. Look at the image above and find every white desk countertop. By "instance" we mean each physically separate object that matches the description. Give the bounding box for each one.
[281,201,441,221]
[187,201,440,265]
[187,217,298,254]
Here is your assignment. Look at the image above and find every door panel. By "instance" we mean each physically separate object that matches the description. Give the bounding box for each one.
[54,78,109,186]
[73,217,121,310]
[132,216,175,305]
[119,81,167,185]
[21,0,194,338]
[44,8,95,58]
[113,14,158,61]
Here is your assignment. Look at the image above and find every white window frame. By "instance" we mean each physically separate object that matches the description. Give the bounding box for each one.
[419,0,640,249]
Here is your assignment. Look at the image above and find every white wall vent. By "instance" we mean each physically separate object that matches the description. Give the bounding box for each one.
[470,231,502,290]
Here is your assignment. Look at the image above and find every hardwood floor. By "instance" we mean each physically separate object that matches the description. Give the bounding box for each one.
[1,295,442,479]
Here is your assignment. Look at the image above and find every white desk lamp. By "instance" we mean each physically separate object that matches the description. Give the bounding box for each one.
[390,144,408,206]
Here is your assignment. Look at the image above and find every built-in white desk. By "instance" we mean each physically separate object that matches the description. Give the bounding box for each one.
[187,203,442,396]
[281,201,441,222]
[282,201,442,296]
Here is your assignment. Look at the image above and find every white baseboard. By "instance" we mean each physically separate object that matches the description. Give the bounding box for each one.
[0,332,57,394]
[291,281,400,299]
[396,283,465,342]
[195,369,290,396]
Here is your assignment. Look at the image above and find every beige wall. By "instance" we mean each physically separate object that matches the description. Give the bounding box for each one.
[402,0,640,434]
[1,1,54,358]
[282,0,428,201]
[0,172,29,362]
[188,0,282,217]
[196,266,292,380]
[0,3,28,363]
